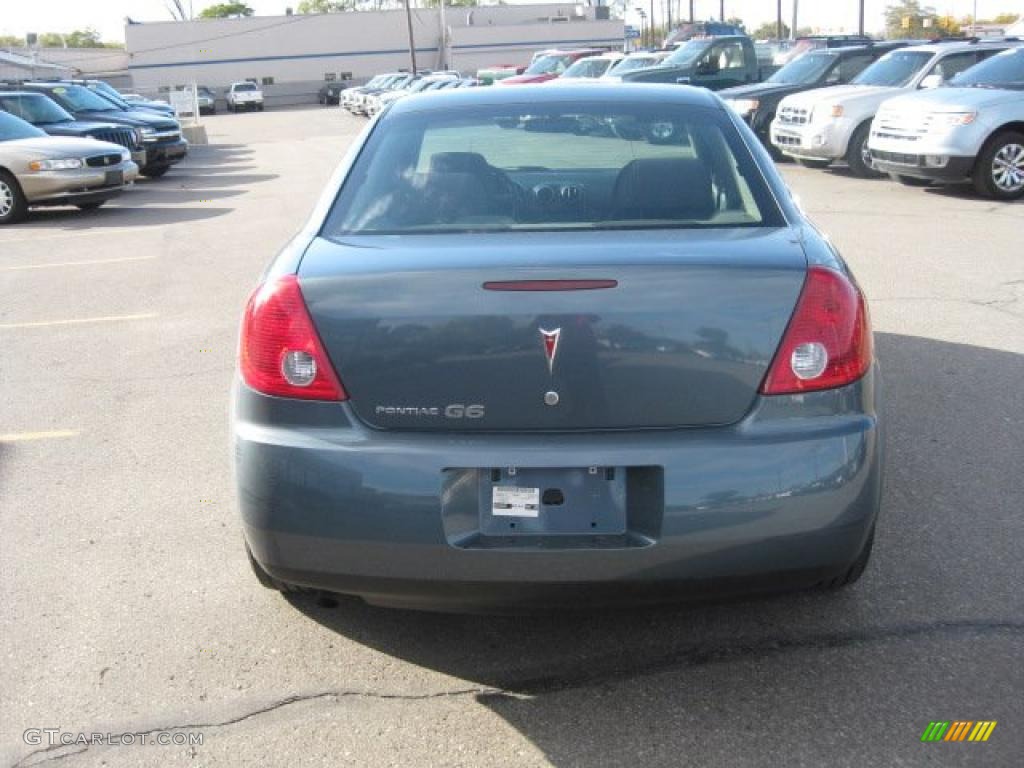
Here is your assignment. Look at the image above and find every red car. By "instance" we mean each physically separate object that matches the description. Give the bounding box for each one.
[498,49,606,85]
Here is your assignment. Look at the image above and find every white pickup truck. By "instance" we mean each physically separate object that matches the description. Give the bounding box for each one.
[770,40,1013,177]
[226,82,264,112]
[870,46,1024,199]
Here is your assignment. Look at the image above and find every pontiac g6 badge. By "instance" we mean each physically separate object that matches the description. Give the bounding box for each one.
[539,328,561,373]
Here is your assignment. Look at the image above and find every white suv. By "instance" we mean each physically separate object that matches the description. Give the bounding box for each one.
[870,46,1024,199]
[771,40,1013,176]
[226,82,264,112]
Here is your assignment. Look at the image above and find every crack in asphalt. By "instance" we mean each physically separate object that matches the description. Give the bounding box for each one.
[9,618,1022,767]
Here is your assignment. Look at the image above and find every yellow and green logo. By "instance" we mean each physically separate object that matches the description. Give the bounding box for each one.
[921,721,997,742]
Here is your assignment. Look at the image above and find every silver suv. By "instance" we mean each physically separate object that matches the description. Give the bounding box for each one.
[771,39,1014,177]
[870,45,1024,199]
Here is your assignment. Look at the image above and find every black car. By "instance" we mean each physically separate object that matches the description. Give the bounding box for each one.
[317,81,348,105]
[0,90,145,167]
[719,42,908,153]
[6,82,187,177]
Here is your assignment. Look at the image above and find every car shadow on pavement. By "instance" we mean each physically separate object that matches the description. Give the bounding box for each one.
[276,331,1023,765]
[19,205,235,229]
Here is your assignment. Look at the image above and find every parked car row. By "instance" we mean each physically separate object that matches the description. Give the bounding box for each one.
[342,71,480,117]
[764,39,1024,199]
[0,78,190,223]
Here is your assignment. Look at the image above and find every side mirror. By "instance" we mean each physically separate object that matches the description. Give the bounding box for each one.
[919,74,943,90]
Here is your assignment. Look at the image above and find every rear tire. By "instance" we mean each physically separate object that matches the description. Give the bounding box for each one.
[75,201,106,211]
[972,131,1024,200]
[245,542,314,594]
[889,173,932,187]
[143,165,170,179]
[257,104,264,112]
[821,526,875,590]
[0,171,28,225]
[797,158,831,169]
[846,122,884,178]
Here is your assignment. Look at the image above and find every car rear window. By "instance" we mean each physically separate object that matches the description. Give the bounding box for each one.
[322,101,783,236]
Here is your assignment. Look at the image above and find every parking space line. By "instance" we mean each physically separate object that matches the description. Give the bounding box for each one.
[0,256,157,271]
[0,313,158,330]
[0,430,79,443]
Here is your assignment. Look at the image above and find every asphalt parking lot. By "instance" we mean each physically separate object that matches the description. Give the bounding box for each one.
[1,105,1022,767]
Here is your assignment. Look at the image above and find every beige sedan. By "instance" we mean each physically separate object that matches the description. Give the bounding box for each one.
[0,110,138,225]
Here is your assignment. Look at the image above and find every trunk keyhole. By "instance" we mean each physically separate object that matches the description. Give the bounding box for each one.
[542,488,564,506]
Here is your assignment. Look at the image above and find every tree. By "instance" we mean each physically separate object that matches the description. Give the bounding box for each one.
[991,13,1021,24]
[0,35,26,47]
[166,0,191,20]
[198,2,255,18]
[885,0,942,38]
[932,15,961,36]
[750,20,788,39]
[37,29,111,48]
[297,0,355,11]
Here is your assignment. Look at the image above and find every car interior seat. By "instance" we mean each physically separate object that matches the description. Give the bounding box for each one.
[609,157,716,221]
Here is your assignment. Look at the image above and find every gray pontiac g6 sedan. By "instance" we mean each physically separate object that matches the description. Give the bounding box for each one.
[234,84,882,611]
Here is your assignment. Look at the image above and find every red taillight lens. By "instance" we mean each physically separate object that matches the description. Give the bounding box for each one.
[760,266,872,395]
[239,275,347,401]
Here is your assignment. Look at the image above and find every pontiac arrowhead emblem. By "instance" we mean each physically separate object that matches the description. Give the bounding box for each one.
[539,327,561,374]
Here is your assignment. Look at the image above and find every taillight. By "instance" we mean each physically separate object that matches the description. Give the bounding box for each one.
[239,275,347,401]
[760,266,872,395]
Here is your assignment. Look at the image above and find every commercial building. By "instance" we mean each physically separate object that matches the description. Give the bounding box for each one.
[124,4,623,99]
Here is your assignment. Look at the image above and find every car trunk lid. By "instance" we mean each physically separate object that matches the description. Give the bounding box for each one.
[298,228,807,431]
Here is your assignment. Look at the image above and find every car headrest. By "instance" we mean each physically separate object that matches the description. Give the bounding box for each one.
[611,157,716,221]
[429,152,491,174]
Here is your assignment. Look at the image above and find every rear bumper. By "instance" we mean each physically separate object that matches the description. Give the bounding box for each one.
[235,369,883,609]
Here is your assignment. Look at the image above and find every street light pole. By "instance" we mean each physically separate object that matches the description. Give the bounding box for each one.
[720,1,724,22]
[791,0,798,40]
[650,0,656,46]
[859,0,865,36]
[776,0,782,38]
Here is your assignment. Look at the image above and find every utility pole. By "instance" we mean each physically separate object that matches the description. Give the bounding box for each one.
[650,0,655,46]
[791,0,798,39]
[666,0,671,41]
[403,0,417,74]
[720,1,724,22]
[438,0,447,70]
[859,0,865,36]
[776,0,783,38]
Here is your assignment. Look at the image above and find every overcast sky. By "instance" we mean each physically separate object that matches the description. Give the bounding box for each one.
[1,1,1021,42]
